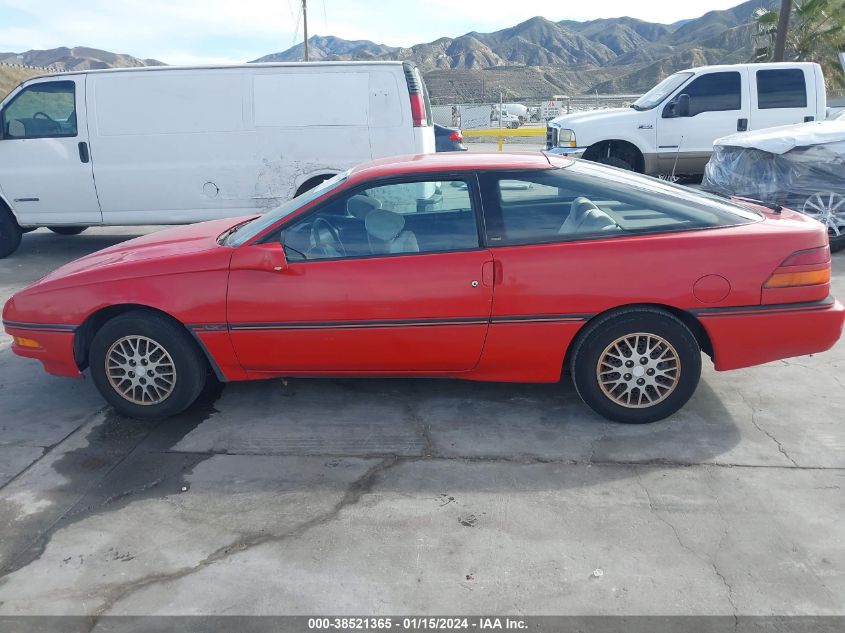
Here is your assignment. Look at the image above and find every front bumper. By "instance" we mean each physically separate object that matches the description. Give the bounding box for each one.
[3,321,82,378]
[698,298,845,371]
[545,146,586,159]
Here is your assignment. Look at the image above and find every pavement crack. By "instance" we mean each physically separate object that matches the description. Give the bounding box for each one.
[736,390,799,467]
[89,456,400,619]
[635,468,739,618]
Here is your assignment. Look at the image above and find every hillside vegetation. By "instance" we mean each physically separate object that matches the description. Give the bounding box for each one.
[0,65,41,100]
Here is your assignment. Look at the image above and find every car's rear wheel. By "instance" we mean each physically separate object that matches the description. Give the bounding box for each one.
[802,192,845,253]
[48,226,88,236]
[89,311,207,418]
[570,309,701,424]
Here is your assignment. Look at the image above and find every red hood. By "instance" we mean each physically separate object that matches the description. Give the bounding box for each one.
[33,217,254,288]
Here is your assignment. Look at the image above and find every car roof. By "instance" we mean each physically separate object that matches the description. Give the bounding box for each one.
[347,152,570,183]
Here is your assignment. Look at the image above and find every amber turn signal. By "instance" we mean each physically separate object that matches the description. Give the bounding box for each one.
[764,268,831,288]
[12,336,42,349]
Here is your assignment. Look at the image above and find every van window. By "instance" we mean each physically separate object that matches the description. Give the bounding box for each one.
[481,163,759,246]
[756,69,808,109]
[1,81,77,139]
[682,72,741,115]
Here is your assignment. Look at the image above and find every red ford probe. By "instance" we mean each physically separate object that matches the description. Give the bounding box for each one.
[3,153,843,423]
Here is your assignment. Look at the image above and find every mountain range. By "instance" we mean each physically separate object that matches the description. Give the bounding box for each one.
[1,0,777,101]
[253,0,777,100]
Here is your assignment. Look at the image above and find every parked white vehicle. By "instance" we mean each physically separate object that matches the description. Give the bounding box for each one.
[490,106,521,128]
[546,62,827,177]
[0,61,435,257]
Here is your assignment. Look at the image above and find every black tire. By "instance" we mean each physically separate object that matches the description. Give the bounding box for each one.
[0,209,22,258]
[294,175,332,197]
[48,226,88,235]
[89,311,208,418]
[594,154,634,171]
[570,308,702,424]
[828,233,845,254]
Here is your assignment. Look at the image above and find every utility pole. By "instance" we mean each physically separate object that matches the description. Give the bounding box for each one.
[302,0,309,61]
[773,0,791,62]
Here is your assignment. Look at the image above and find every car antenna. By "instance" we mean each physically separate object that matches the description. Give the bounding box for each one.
[670,135,684,182]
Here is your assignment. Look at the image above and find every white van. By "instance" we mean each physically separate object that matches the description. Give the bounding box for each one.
[0,61,435,256]
[546,62,827,177]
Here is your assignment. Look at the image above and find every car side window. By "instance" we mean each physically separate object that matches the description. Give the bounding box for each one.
[1,81,77,139]
[482,166,753,246]
[282,179,479,261]
[756,69,807,109]
[681,71,741,115]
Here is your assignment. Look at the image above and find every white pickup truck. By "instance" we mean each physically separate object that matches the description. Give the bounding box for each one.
[546,62,827,177]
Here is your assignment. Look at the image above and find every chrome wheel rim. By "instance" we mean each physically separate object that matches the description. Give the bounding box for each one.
[105,335,176,405]
[597,333,681,409]
[803,192,845,237]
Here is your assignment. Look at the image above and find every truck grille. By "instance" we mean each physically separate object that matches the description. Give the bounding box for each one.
[545,127,557,150]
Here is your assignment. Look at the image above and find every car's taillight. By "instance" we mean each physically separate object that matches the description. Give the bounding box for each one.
[764,246,831,289]
[449,130,463,141]
[779,245,830,267]
[409,93,427,127]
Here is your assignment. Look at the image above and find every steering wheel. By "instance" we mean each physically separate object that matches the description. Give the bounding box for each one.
[32,111,56,122]
[308,217,345,258]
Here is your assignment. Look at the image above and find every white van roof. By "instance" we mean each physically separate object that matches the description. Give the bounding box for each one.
[25,60,411,81]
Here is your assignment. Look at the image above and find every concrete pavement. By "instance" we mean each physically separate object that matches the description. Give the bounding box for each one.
[0,227,843,616]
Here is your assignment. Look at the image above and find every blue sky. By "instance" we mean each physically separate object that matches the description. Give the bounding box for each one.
[0,0,746,64]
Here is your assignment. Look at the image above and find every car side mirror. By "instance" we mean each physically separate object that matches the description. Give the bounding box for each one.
[230,241,288,273]
[677,93,691,117]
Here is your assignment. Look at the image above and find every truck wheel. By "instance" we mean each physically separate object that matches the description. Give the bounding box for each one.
[89,310,208,419]
[0,210,22,258]
[570,308,701,424]
[595,154,634,171]
[49,226,88,236]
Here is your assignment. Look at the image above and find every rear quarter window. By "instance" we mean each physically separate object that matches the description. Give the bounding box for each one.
[481,162,759,246]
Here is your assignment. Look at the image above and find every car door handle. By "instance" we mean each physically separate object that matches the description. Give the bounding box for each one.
[737,118,748,132]
[78,141,90,163]
[804,115,815,122]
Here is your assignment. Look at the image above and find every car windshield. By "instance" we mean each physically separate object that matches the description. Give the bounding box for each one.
[631,72,693,111]
[224,171,350,246]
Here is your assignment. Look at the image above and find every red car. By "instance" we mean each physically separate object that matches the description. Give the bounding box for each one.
[3,153,843,423]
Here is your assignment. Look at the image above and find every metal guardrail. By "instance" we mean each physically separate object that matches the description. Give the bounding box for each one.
[463,127,546,151]
[0,61,57,72]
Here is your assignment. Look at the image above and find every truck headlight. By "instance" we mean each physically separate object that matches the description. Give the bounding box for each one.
[558,129,577,148]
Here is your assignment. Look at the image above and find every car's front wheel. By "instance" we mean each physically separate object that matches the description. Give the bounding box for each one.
[570,308,701,424]
[89,311,208,418]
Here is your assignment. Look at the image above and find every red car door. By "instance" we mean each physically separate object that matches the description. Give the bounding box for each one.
[227,177,493,374]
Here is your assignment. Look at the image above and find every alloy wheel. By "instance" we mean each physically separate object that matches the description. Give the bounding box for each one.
[105,335,177,405]
[596,333,681,408]
[803,191,845,237]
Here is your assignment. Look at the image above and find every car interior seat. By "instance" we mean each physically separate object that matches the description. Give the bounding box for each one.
[347,195,381,220]
[559,196,620,234]
[365,209,420,254]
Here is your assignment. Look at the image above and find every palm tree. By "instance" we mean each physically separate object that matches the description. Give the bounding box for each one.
[755,0,845,88]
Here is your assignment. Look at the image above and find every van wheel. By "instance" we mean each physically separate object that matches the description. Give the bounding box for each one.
[89,311,208,419]
[294,175,333,197]
[49,226,88,235]
[570,308,701,424]
[0,210,22,258]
